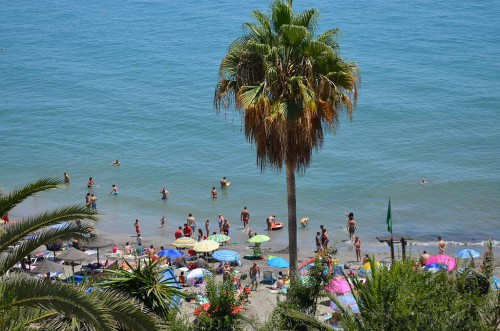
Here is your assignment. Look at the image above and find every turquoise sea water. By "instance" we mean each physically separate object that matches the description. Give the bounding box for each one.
[1,0,499,251]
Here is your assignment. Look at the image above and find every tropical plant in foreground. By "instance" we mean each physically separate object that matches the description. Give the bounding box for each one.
[100,258,185,321]
[214,0,360,273]
[336,259,495,331]
[196,276,247,331]
[0,178,161,330]
[261,255,332,331]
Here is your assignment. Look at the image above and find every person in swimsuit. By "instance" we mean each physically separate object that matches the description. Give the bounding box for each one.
[63,172,70,183]
[220,177,227,189]
[321,228,329,250]
[222,219,230,236]
[205,219,210,236]
[249,262,261,290]
[148,245,157,261]
[347,212,356,240]
[211,187,218,199]
[90,194,98,211]
[266,217,273,232]
[354,236,362,262]
[315,232,323,252]
[160,188,169,199]
[187,213,196,232]
[112,159,121,166]
[109,184,119,195]
[438,236,446,254]
[87,177,95,189]
[85,193,91,210]
[160,216,166,228]
[218,214,225,232]
[241,206,250,229]
[134,219,141,236]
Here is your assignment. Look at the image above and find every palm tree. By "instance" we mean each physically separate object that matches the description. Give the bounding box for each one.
[214,0,360,273]
[0,178,162,330]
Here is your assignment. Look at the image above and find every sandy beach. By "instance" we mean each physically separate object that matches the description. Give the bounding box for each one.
[63,227,499,327]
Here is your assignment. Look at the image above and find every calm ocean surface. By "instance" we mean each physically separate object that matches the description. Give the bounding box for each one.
[1,0,499,251]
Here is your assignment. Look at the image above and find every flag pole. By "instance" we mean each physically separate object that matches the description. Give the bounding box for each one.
[387,197,394,262]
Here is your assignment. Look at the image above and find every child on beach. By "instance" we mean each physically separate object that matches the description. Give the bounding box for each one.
[354,237,362,262]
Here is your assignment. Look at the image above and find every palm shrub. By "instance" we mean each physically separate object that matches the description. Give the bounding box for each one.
[0,178,161,330]
[262,255,333,331]
[337,259,495,331]
[100,258,185,321]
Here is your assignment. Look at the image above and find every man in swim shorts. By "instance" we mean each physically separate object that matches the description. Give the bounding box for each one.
[347,212,356,240]
[220,177,227,188]
[160,188,169,200]
[241,206,250,228]
[90,194,98,211]
[249,262,260,291]
[211,187,218,199]
[187,213,196,232]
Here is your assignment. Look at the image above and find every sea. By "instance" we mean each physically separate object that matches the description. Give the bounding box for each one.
[1,0,499,255]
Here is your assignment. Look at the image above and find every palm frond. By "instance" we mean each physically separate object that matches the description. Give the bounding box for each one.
[1,273,113,330]
[0,177,61,217]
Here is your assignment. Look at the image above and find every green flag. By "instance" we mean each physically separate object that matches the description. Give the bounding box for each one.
[386,198,392,233]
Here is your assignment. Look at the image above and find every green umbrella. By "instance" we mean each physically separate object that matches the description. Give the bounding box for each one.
[248,235,271,244]
[207,234,230,243]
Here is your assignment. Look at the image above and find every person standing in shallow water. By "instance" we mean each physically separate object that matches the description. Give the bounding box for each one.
[220,177,227,188]
[438,236,446,254]
[347,212,356,240]
[211,187,218,199]
[241,206,250,229]
[63,172,70,183]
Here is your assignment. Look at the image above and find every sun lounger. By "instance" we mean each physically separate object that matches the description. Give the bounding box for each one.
[262,270,275,285]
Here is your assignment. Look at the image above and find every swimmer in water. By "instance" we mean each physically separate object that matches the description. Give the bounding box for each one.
[160,188,169,200]
[87,177,95,189]
[211,187,218,199]
[109,184,119,195]
[64,172,70,183]
[112,159,121,166]
[420,178,427,185]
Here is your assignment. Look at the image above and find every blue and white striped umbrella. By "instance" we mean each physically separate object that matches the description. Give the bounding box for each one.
[212,250,240,262]
[456,249,480,259]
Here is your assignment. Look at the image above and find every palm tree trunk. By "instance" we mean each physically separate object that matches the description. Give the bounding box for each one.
[286,161,298,277]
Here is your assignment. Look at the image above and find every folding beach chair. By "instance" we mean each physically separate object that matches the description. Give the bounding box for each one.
[262,270,275,285]
[253,246,262,258]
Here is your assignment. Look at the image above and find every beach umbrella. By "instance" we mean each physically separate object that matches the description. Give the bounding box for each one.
[193,240,219,253]
[31,245,47,256]
[83,235,114,264]
[425,254,456,271]
[456,249,480,259]
[57,247,89,274]
[326,277,351,294]
[248,234,270,244]
[186,268,212,282]
[267,257,290,268]
[172,237,196,248]
[158,249,184,259]
[30,259,64,275]
[212,250,240,262]
[330,293,360,314]
[207,234,230,243]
